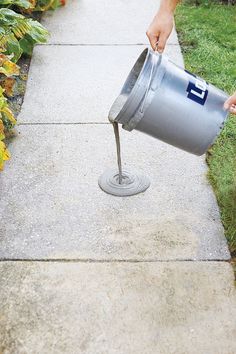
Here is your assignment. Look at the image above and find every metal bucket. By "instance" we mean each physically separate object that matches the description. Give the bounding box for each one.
[109,48,229,155]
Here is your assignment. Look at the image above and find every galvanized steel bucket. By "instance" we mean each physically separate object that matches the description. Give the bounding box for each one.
[109,48,229,156]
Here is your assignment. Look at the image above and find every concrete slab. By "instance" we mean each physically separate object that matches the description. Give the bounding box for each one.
[19,45,183,124]
[0,125,229,260]
[0,261,235,354]
[42,0,179,45]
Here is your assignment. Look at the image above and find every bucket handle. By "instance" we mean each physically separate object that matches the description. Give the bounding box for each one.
[140,49,159,114]
[122,46,168,132]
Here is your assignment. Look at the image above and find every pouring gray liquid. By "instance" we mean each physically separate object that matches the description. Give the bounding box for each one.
[112,122,123,184]
[98,103,151,197]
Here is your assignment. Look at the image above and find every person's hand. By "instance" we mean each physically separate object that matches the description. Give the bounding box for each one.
[146,10,174,53]
[224,92,236,115]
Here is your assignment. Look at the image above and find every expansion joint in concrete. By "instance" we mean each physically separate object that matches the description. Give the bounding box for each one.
[0,259,231,263]
[38,43,180,47]
[18,122,110,126]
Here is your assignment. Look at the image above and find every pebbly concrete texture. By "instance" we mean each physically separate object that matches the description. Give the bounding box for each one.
[18,45,184,124]
[41,0,179,45]
[0,261,235,354]
[0,125,229,260]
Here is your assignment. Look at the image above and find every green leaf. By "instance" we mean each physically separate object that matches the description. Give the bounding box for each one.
[0,0,32,9]
[19,35,34,55]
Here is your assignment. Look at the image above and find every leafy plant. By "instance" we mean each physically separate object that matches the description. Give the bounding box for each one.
[0,86,17,170]
[0,0,32,9]
[0,8,49,62]
[0,53,19,169]
[0,0,65,12]
[0,6,46,170]
[0,139,10,170]
[0,0,65,170]
[35,0,64,11]
[0,53,19,76]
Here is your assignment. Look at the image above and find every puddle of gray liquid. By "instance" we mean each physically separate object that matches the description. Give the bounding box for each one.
[98,106,150,197]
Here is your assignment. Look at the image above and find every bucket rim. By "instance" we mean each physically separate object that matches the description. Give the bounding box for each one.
[109,48,160,124]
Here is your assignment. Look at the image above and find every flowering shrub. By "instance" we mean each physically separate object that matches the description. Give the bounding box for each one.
[0,0,66,169]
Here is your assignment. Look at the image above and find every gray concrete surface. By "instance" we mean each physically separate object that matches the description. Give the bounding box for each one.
[18,45,184,124]
[1,0,235,352]
[42,0,178,45]
[0,125,229,260]
[0,262,235,354]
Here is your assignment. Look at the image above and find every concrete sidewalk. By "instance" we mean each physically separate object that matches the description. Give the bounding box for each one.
[0,0,235,353]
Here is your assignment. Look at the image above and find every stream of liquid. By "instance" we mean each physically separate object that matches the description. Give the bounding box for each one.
[112,122,123,184]
[98,113,150,196]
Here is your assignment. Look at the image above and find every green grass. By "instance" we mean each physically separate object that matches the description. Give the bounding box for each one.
[175,2,236,253]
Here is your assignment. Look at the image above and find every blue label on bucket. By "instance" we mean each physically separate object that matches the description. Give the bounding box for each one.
[185,70,208,106]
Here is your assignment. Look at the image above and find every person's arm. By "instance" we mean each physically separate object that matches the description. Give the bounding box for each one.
[146,0,180,53]
[224,92,236,115]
